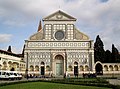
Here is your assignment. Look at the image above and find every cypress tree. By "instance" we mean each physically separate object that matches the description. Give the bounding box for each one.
[105,50,112,63]
[112,44,120,63]
[94,35,105,63]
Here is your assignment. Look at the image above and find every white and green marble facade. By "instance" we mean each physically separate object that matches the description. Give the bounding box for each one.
[24,10,95,76]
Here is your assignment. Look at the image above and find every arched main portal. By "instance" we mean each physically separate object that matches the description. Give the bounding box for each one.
[95,63,103,75]
[55,55,64,76]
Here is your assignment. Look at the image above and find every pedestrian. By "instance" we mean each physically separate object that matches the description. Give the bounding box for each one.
[64,73,66,79]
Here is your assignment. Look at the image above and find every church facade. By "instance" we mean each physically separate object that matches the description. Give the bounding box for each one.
[24,10,95,76]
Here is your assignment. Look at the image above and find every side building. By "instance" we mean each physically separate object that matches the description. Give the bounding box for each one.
[0,47,25,74]
[24,10,95,77]
[95,61,120,76]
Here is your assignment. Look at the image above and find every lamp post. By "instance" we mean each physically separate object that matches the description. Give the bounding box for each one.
[0,64,2,70]
[0,64,1,71]
[25,52,28,79]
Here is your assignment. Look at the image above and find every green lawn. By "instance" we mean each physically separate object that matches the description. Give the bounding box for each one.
[0,82,112,89]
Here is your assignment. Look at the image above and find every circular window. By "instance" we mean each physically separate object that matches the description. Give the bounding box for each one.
[55,30,64,40]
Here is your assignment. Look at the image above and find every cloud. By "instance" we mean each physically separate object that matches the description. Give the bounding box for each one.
[2,46,22,54]
[65,0,120,50]
[12,47,22,54]
[3,20,25,26]
[0,34,12,43]
[0,0,120,51]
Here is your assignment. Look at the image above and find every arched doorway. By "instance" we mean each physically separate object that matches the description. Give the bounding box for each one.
[41,62,45,75]
[95,63,103,75]
[74,62,78,77]
[55,55,64,76]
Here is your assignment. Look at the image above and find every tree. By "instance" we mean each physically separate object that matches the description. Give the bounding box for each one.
[94,35,105,63]
[105,50,112,63]
[112,44,120,63]
[7,45,12,53]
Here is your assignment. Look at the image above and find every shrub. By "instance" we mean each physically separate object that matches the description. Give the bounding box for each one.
[0,78,119,89]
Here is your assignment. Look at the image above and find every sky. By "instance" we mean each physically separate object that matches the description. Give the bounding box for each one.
[0,0,120,53]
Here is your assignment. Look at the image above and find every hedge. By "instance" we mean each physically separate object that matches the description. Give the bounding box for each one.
[0,78,120,89]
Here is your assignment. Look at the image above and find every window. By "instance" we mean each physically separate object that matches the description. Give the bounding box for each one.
[55,30,64,40]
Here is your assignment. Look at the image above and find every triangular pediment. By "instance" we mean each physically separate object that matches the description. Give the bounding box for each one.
[43,10,76,21]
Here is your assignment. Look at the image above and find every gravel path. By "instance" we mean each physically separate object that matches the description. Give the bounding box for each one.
[107,79,120,85]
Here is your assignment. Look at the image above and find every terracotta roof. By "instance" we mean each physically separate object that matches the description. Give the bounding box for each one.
[38,20,42,32]
[0,49,23,58]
